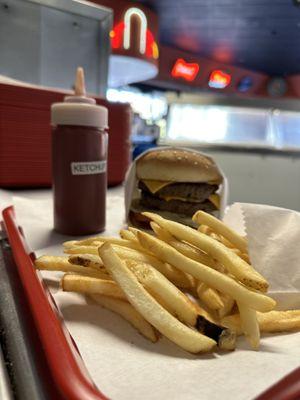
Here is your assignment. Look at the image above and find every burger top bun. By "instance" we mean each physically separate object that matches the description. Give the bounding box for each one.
[136,148,222,183]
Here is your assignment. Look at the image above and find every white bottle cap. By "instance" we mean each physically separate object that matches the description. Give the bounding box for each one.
[51,67,108,129]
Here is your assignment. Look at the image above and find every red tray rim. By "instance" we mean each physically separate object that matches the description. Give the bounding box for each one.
[2,205,300,400]
[2,205,108,400]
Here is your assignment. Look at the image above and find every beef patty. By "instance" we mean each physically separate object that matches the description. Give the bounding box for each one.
[138,181,218,203]
[140,191,216,217]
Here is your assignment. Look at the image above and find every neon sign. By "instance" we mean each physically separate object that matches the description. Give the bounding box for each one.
[171,59,199,82]
[110,7,159,59]
[208,70,231,89]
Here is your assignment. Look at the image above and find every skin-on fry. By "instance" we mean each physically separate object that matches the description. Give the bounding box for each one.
[136,230,275,313]
[35,255,109,279]
[143,212,268,292]
[193,211,248,254]
[99,243,216,353]
[68,254,104,270]
[125,260,199,326]
[237,301,260,350]
[90,294,158,342]
[62,274,126,300]
[196,282,224,311]
[222,310,300,334]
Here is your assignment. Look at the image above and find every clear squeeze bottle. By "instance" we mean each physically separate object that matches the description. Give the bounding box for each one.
[51,67,108,235]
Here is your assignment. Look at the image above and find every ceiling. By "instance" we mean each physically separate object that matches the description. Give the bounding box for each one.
[136,0,300,76]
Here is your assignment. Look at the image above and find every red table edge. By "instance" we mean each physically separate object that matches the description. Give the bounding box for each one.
[2,205,300,400]
[2,206,109,400]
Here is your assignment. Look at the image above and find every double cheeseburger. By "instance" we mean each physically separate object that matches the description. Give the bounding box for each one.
[129,148,223,228]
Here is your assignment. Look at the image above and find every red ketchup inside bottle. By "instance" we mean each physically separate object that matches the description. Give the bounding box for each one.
[51,68,108,235]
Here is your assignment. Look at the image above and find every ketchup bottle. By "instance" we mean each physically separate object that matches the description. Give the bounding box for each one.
[51,67,108,235]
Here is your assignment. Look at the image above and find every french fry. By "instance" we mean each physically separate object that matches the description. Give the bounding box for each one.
[219,235,236,249]
[125,260,199,326]
[65,235,152,253]
[62,274,126,300]
[99,243,216,353]
[218,294,235,319]
[65,244,190,285]
[196,282,224,311]
[193,211,248,254]
[91,241,103,246]
[222,310,300,334]
[237,301,260,350]
[35,255,109,279]
[197,225,211,234]
[64,236,130,247]
[65,245,103,255]
[63,240,78,248]
[127,227,140,236]
[195,315,226,342]
[146,288,175,315]
[113,246,193,289]
[119,229,138,242]
[218,329,237,351]
[150,223,196,287]
[143,212,268,292]
[151,222,216,269]
[136,230,275,313]
[90,294,158,342]
[119,230,155,256]
[68,254,104,270]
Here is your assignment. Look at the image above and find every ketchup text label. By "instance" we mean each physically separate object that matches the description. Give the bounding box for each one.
[71,161,107,175]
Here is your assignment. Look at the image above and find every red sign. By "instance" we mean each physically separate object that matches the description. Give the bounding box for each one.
[208,70,231,89]
[171,59,199,82]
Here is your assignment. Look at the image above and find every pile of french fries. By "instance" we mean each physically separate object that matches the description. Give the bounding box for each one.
[35,211,300,354]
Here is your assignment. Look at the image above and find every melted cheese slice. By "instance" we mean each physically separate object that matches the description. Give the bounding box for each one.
[142,179,172,194]
[142,179,220,210]
[208,194,220,209]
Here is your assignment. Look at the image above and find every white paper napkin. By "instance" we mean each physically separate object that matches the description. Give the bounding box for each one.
[237,203,300,309]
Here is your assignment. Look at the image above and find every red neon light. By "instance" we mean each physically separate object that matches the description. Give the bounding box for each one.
[171,59,199,82]
[208,70,231,89]
[110,23,159,59]
[110,22,125,49]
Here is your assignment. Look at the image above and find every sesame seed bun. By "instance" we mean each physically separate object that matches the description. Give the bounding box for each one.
[136,148,222,183]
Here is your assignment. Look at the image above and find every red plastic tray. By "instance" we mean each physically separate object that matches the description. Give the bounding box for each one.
[2,206,108,400]
[2,205,300,400]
